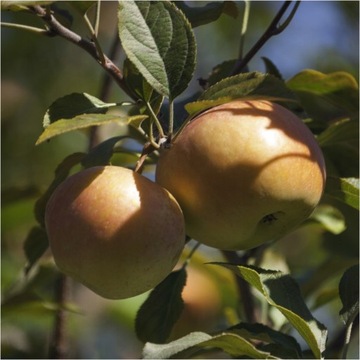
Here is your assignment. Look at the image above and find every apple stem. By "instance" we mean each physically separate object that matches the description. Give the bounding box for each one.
[181,241,201,270]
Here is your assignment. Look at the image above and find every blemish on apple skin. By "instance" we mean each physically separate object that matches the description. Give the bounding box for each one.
[260,211,285,225]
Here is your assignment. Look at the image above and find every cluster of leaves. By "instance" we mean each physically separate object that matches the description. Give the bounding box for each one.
[2,1,359,359]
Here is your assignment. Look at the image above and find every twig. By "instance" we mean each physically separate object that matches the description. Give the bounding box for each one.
[29,5,135,100]
[49,274,68,359]
[232,1,301,75]
[222,250,258,323]
[89,31,123,150]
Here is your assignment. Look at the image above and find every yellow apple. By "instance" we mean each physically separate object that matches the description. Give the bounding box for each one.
[156,100,326,250]
[45,166,185,299]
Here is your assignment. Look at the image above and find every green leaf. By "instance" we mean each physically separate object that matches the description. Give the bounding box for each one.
[189,332,278,359]
[318,118,359,147]
[175,1,239,28]
[36,113,147,145]
[23,227,49,275]
[34,152,86,227]
[144,331,278,359]
[325,177,359,210]
[339,265,359,325]
[287,70,359,123]
[310,204,346,234]
[204,59,237,88]
[43,92,117,127]
[68,1,96,15]
[318,118,359,177]
[229,322,302,358]
[135,268,187,344]
[1,1,54,11]
[195,72,299,111]
[81,136,130,168]
[142,332,212,359]
[118,0,196,99]
[215,264,328,359]
[261,57,283,80]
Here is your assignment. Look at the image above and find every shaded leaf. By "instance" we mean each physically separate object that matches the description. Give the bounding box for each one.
[36,113,147,144]
[1,1,54,11]
[187,332,277,359]
[1,185,40,205]
[43,92,117,127]
[135,268,187,344]
[215,264,328,359]
[318,118,359,147]
[287,70,359,123]
[34,152,86,227]
[339,265,359,325]
[81,136,130,168]
[325,177,359,210]
[228,322,302,358]
[311,287,339,310]
[118,0,196,99]
[175,1,239,28]
[68,1,96,15]
[142,332,212,359]
[204,59,237,88]
[318,118,359,177]
[23,227,49,275]
[261,57,283,80]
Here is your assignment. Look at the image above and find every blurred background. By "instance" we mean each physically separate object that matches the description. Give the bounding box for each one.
[2,1,359,358]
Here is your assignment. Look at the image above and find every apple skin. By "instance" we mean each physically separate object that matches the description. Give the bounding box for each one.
[156,100,326,250]
[45,166,185,299]
[170,266,222,340]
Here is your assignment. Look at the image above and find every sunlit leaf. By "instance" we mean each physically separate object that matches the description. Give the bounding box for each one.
[43,92,117,127]
[192,72,299,116]
[135,268,187,344]
[142,332,212,359]
[215,264,328,359]
[287,70,359,123]
[310,204,346,234]
[36,114,147,145]
[339,265,359,325]
[118,0,196,99]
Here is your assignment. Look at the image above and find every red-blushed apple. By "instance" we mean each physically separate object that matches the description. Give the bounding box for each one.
[156,100,326,250]
[45,166,185,299]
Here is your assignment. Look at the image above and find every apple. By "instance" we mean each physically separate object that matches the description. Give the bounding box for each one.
[156,100,326,250]
[45,166,185,299]
[170,266,222,340]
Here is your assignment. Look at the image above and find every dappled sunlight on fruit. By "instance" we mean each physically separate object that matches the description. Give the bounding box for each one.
[156,100,326,251]
[45,166,185,299]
